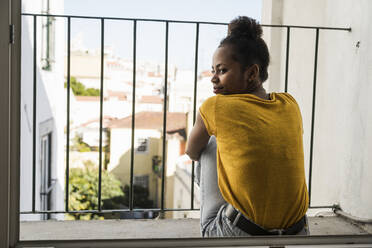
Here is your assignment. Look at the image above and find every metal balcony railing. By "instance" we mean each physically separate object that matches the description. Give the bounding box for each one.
[20,13,351,217]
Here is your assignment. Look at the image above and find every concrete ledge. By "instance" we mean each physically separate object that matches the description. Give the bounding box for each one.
[20,216,372,240]
[21,218,201,240]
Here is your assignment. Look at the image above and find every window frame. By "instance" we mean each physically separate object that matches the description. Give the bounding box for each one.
[134,174,150,190]
[135,137,149,153]
[3,0,372,247]
[40,132,52,220]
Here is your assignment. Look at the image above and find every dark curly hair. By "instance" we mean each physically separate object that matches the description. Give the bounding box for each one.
[220,16,270,83]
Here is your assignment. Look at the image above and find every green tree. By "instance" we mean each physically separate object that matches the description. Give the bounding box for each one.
[71,135,91,152]
[65,76,100,96]
[85,87,100,96]
[67,161,124,220]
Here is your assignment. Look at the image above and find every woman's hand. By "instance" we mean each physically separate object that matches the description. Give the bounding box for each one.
[185,111,210,161]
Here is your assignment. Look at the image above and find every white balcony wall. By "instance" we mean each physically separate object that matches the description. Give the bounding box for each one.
[20,0,65,220]
[262,0,372,219]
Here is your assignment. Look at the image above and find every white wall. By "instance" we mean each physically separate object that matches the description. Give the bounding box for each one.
[20,0,65,220]
[108,128,161,171]
[262,0,372,218]
[166,137,181,176]
[173,157,200,219]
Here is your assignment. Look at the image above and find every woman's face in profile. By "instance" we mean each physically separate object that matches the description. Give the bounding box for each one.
[211,46,248,95]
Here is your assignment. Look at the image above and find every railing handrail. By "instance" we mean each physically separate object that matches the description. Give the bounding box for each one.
[21,13,352,31]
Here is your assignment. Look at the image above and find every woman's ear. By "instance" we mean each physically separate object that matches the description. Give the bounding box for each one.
[244,64,260,82]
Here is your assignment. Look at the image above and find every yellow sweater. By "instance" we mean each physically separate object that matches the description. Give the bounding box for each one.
[199,92,309,229]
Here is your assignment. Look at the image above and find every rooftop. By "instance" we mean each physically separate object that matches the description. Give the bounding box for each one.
[107,111,187,132]
[140,95,163,104]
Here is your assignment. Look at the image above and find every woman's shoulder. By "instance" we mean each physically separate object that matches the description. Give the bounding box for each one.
[201,95,218,106]
[199,96,219,115]
[274,92,300,105]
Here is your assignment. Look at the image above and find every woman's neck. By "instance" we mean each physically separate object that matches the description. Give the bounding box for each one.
[251,86,270,100]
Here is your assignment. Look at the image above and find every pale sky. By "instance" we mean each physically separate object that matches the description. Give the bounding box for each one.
[63,0,262,70]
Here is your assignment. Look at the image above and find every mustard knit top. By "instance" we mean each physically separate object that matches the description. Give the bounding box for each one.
[199,92,309,229]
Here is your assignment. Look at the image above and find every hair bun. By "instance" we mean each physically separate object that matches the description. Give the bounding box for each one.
[228,16,263,40]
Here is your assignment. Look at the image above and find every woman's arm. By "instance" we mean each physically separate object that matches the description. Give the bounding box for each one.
[185,111,210,161]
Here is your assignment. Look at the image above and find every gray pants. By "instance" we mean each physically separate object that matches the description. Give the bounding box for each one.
[196,136,310,237]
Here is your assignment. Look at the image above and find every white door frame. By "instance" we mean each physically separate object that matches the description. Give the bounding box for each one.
[0,0,11,245]
[0,0,21,247]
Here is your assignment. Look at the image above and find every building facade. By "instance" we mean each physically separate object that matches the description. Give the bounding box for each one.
[20,0,65,221]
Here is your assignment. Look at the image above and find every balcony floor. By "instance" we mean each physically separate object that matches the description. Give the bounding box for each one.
[20,215,372,240]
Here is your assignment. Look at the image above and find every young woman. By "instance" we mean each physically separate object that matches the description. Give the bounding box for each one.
[186,16,309,237]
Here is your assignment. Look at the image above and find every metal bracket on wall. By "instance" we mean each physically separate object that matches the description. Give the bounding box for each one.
[9,24,15,44]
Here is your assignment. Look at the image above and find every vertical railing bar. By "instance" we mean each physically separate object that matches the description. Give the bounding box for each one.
[65,17,71,212]
[192,23,200,145]
[32,15,37,213]
[129,20,137,211]
[284,27,291,93]
[97,18,105,211]
[161,21,169,211]
[190,23,199,210]
[308,28,320,207]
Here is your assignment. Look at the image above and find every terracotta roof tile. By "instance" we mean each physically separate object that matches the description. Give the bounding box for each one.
[139,95,163,104]
[107,90,127,101]
[75,116,116,129]
[201,70,213,77]
[75,96,100,102]
[108,111,186,132]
